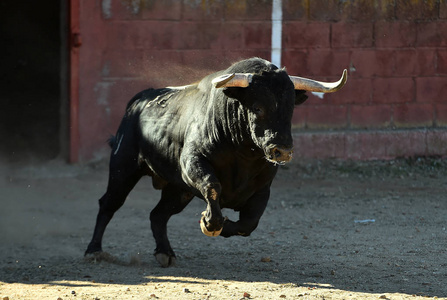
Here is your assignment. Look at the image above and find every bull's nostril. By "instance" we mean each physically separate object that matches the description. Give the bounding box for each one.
[267,146,293,163]
[274,149,282,158]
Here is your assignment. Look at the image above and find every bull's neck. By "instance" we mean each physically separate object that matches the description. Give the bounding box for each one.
[205,94,256,152]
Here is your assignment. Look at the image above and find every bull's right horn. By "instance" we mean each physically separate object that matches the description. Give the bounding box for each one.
[290,69,347,93]
[212,73,253,88]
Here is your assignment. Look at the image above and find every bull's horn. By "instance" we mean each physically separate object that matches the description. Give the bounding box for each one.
[212,73,253,88]
[290,69,347,93]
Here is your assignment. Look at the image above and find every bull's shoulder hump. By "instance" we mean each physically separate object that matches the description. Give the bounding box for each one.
[141,88,172,99]
[165,84,195,90]
[124,88,172,113]
[127,88,165,105]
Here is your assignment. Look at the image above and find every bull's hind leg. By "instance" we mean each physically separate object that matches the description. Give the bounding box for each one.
[85,158,143,258]
[150,185,193,267]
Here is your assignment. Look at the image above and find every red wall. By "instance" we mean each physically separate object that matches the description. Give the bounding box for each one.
[75,0,447,161]
[285,0,447,131]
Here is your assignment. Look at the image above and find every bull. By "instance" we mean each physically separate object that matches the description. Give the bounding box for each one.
[85,57,347,267]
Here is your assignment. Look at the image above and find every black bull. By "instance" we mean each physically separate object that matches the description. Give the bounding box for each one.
[85,58,347,267]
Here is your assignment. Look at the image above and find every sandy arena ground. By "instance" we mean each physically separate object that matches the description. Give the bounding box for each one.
[1,158,446,299]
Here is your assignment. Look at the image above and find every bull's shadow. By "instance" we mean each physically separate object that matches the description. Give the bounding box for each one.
[135,188,445,298]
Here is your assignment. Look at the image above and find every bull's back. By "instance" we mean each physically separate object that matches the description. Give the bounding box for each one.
[110,87,186,173]
[136,87,196,188]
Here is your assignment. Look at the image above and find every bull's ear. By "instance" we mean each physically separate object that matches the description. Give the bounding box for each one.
[223,87,246,100]
[295,90,308,105]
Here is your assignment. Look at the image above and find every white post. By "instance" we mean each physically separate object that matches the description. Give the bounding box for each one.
[271,0,283,67]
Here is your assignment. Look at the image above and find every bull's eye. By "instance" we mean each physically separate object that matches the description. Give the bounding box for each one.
[252,104,265,117]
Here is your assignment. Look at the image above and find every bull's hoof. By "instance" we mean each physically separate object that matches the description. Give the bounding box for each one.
[155,253,176,268]
[84,251,118,264]
[200,214,223,237]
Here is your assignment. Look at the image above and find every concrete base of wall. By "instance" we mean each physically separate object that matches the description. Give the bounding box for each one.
[293,129,447,160]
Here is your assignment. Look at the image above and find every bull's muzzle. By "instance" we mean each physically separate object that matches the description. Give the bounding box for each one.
[267,146,293,164]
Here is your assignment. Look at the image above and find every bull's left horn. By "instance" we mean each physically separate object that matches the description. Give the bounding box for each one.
[212,73,253,88]
[290,69,347,93]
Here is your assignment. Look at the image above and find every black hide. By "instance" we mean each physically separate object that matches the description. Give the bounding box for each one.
[85,57,307,267]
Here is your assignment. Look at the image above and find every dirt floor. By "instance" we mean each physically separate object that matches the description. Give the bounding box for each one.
[1,157,446,299]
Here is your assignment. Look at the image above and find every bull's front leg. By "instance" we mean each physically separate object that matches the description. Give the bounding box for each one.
[180,153,224,237]
[221,185,271,237]
[199,183,224,236]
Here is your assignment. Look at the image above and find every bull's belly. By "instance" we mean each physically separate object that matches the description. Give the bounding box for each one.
[220,193,254,210]
[215,164,276,210]
[218,180,271,210]
[146,163,270,210]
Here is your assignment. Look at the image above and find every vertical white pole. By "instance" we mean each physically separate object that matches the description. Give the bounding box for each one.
[271,0,282,67]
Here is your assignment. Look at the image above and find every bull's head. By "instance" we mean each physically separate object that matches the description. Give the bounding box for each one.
[212,66,347,165]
